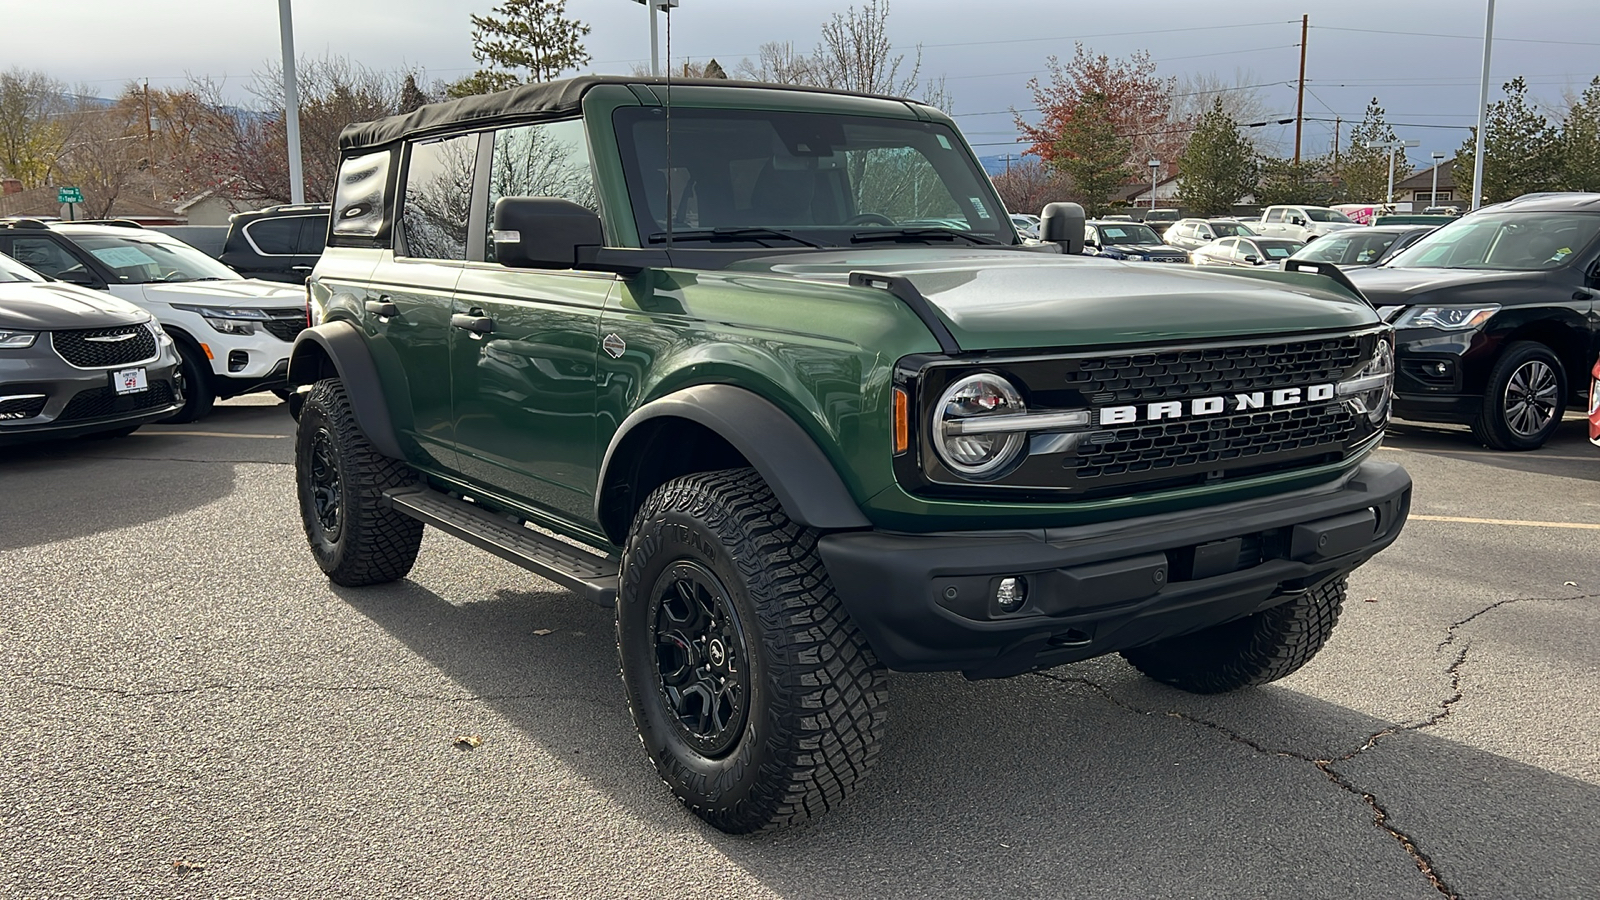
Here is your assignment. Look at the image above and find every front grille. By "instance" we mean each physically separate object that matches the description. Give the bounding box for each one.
[57,381,175,422]
[52,325,157,368]
[262,310,307,342]
[1066,336,1364,405]
[0,395,47,420]
[905,329,1384,500]
[1072,404,1355,479]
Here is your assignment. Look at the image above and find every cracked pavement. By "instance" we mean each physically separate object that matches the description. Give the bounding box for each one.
[2,398,1597,898]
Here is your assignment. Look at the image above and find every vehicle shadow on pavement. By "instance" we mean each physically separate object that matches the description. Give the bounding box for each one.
[0,442,236,552]
[336,575,1600,900]
[1387,417,1600,483]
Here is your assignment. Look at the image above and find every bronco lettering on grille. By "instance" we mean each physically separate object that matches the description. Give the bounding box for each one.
[1098,383,1335,426]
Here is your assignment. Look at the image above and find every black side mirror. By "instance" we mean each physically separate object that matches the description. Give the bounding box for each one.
[493,197,602,269]
[1244,255,1262,265]
[1040,202,1086,254]
[1291,216,1306,226]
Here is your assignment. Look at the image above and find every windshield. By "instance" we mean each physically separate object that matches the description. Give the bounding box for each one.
[1305,208,1353,223]
[0,252,46,283]
[1291,232,1402,266]
[1384,212,1600,270]
[614,107,1013,246]
[1212,221,1255,237]
[1098,223,1162,245]
[66,233,242,284]
[1253,240,1301,259]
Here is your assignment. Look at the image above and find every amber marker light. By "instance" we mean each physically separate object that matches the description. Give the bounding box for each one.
[893,387,909,455]
[200,343,214,359]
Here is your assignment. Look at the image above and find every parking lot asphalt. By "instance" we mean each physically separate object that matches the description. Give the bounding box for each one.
[2,398,1597,899]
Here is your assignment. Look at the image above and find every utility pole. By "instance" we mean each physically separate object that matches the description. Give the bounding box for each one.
[278,0,305,204]
[144,79,155,201]
[1471,0,1495,209]
[1332,116,1341,169]
[1294,14,1307,164]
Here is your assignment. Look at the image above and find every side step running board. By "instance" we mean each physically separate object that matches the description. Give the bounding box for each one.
[384,486,618,607]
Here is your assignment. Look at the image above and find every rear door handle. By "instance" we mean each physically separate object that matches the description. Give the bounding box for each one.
[451,312,495,336]
[365,298,398,318]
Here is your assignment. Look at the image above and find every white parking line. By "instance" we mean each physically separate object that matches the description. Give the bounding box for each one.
[1411,514,1600,531]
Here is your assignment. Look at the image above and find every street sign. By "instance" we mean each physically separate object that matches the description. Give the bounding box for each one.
[57,187,83,204]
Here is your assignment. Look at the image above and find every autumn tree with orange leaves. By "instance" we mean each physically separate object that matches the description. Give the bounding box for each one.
[1013,45,1185,193]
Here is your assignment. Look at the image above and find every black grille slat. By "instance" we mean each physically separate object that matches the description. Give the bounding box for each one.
[1071,404,1355,479]
[0,395,47,419]
[52,325,157,368]
[1068,336,1363,405]
[57,381,175,422]
[262,311,307,343]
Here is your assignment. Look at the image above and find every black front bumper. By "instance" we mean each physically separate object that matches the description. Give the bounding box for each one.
[817,460,1411,679]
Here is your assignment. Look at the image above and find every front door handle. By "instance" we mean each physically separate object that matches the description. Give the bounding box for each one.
[451,312,495,336]
[365,299,398,318]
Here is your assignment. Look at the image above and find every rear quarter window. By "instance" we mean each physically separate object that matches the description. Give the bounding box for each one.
[330,149,393,243]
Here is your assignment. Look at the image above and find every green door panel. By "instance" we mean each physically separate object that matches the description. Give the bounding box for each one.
[365,255,463,472]
[450,264,615,523]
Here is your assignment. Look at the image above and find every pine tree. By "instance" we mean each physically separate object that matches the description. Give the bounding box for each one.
[1176,98,1256,216]
[1560,76,1600,192]
[1455,77,1562,204]
[398,73,430,113]
[1050,91,1132,217]
[450,0,591,98]
[1340,98,1411,203]
[1255,154,1336,207]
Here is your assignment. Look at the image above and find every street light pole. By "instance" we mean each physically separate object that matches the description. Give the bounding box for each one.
[1367,139,1419,206]
[1472,0,1495,209]
[278,0,304,205]
[1430,151,1445,207]
[633,0,680,76]
[1147,159,1160,210]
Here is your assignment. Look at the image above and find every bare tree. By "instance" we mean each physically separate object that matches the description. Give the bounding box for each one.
[55,92,144,216]
[0,69,74,188]
[812,0,921,97]
[734,42,818,85]
[991,156,1074,215]
[1170,70,1271,149]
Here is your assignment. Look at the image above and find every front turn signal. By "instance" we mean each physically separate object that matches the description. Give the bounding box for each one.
[893,387,909,455]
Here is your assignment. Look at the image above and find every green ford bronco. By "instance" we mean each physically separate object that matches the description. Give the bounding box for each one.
[287,76,1411,833]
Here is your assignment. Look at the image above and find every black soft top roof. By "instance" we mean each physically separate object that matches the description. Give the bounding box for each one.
[338,75,916,153]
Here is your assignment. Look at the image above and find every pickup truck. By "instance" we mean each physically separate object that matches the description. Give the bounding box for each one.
[1255,205,1360,243]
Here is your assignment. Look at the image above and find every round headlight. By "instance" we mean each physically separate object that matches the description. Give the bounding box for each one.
[934,373,1028,479]
[1352,337,1394,424]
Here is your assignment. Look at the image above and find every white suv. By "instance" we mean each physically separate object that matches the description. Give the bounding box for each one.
[0,221,306,421]
[1254,205,1359,243]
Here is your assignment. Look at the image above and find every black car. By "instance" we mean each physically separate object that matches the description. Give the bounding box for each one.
[1287,225,1433,269]
[1083,220,1189,262]
[220,204,329,283]
[1347,192,1600,450]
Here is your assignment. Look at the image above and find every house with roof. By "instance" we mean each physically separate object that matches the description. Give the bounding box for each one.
[1393,158,1457,208]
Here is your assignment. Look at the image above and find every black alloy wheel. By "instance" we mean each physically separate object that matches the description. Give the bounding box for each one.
[1473,340,1567,451]
[307,426,343,543]
[650,561,751,758]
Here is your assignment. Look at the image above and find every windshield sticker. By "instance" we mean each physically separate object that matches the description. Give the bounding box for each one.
[937,134,952,150]
[968,196,991,219]
[90,246,158,268]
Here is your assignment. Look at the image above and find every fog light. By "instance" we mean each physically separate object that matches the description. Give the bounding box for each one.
[1429,361,1448,376]
[995,576,1029,612]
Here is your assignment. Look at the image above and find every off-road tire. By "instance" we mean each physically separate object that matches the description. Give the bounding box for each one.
[1120,576,1347,694]
[1471,340,1566,451]
[295,378,423,586]
[160,338,215,424]
[616,467,888,834]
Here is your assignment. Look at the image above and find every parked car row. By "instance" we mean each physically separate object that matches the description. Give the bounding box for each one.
[0,218,307,433]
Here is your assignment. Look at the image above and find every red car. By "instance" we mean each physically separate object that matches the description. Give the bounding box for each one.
[1590,359,1600,446]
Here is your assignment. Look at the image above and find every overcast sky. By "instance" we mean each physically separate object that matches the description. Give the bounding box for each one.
[18,0,1600,170]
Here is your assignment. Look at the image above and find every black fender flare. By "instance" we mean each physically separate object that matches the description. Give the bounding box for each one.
[287,321,405,460]
[597,384,872,533]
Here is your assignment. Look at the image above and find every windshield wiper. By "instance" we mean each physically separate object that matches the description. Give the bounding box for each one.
[850,227,1006,246]
[646,228,831,249]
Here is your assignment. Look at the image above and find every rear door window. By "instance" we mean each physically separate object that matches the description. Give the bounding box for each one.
[244,217,301,255]
[401,133,477,261]
[331,150,392,241]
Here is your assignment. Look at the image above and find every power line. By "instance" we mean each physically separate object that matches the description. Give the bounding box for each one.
[1309,24,1600,49]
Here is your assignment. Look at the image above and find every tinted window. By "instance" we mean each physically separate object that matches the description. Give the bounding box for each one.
[1212,221,1254,237]
[1263,209,1285,223]
[1305,208,1353,223]
[331,150,391,239]
[1387,212,1600,271]
[0,250,46,282]
[245,217,300,255]
[402,133,477,261]
[6,237,85,280]
[486,118,596,263]
[299,217,328,254]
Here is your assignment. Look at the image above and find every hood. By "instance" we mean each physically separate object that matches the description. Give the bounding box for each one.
[731,248,1378,351]
[1345,266,1547,306]
[139,278,305,308]
[0,281,149,330]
